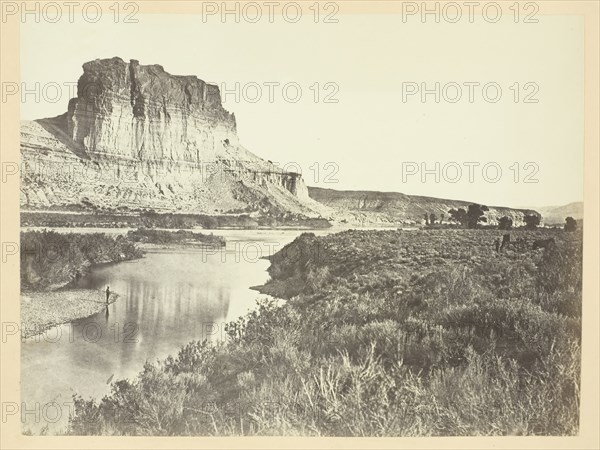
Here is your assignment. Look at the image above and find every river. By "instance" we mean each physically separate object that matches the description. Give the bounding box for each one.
[20,226,398,434]
[20,228,325,434]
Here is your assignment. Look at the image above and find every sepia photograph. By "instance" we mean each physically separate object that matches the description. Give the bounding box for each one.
[1,1,599,448]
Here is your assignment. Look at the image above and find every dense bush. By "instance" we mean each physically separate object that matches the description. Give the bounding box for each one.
[126,228,225,246]
[69,228,582,436]
[21,230,144,291]
[564,217,577,232]
[498,216,513,230]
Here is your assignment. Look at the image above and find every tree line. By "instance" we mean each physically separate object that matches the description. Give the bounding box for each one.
[422,204,578,231]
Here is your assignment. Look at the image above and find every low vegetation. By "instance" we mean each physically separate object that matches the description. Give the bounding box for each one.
[69,228,582,436]
[126,228,225,246]
[21,230,144,291]
[21,210,331,230]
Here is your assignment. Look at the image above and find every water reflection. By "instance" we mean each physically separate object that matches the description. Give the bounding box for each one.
[21,245,274,434]
[20,228,351,434]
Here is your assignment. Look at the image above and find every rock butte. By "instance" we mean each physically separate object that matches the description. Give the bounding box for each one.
[20,57,325,216]
[20,57,537,225]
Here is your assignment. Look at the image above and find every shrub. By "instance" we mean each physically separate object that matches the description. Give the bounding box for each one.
[498,216,513,230]
[524,214,541,230]
[68,228,582,436]
[564,217,577,232]
[20,230,144,290]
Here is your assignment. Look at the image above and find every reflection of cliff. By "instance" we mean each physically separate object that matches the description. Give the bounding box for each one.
[20,57,322,216]
[126,279,229,328]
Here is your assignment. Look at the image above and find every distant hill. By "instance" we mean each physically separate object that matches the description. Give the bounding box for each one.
[308,186,539,227]
[526,202,584,225]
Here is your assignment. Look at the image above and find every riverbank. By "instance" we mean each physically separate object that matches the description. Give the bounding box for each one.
[21,210,332,230]
[19,228,231,338]
[21,290,118,339]
[20,229,145,338]
[21,230,144,291]
[126,228,226,246]
[68,228,582,436]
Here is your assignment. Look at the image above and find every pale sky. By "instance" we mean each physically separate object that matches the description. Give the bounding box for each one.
[20,12,584,208]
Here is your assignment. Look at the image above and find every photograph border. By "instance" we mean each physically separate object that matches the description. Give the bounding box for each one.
[1,1,598,448]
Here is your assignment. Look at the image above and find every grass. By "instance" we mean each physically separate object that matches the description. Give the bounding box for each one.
[67,228,582,436]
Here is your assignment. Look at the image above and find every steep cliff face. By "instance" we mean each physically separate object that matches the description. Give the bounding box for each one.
[21,57,537,224]
[308,187,539,227]
[20,57,320,216]
[66,57,237,162]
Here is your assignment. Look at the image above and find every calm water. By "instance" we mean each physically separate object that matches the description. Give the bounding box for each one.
[20,229,319,434]
[20,226,397,433]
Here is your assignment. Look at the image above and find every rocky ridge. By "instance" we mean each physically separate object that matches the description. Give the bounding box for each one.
[308,187,539,226]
